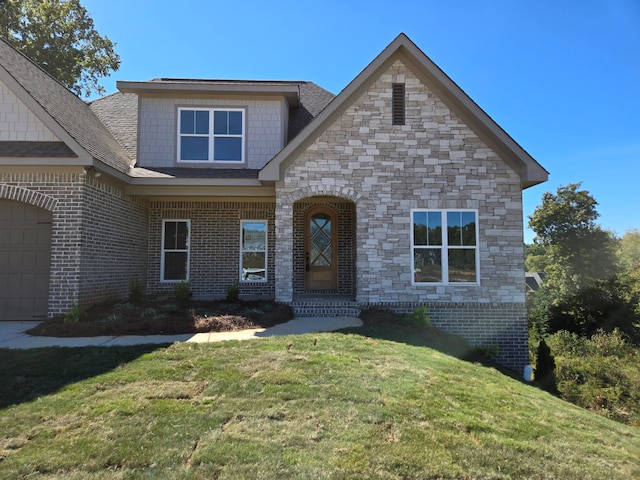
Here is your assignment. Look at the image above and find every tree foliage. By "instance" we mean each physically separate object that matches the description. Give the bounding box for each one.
[0,0,120,98]
[528,183,639,341]
[618,229,640,300]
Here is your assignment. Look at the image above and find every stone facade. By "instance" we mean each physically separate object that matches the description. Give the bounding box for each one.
[274,60,528,370]
[0,169,148,315]
[146,199,276,299]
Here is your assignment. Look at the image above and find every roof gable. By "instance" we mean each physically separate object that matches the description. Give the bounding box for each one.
[0,38,133,174]
[259,33,548,189]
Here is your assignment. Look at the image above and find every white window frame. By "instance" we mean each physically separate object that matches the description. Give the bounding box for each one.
[240,220,268,283]
[177,107,245,164]
[411,209,480,286]
[161,219,190,283]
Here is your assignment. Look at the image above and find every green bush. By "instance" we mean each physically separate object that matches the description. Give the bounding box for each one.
[63,304,82,323]
[404,306,431,327]
[547,329,640,426]
[129,279,145,303]
[535,339,558,394]
[226,282,240,303]
[173,281,191,303]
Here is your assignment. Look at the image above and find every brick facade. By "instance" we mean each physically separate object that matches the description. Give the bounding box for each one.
[146,200,276,299]
[274,60,529,371]
[0,169,148,315]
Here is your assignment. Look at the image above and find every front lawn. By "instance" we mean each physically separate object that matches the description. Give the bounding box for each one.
[1,331,638,479]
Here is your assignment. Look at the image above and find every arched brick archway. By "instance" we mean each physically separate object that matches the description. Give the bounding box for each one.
[0,184,58,211]
[274,185,364,303]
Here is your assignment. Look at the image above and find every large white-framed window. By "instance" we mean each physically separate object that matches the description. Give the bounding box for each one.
[178,107,245,163]
[161,220,190,282]
[240,220,267,282]
[411,209,479,285]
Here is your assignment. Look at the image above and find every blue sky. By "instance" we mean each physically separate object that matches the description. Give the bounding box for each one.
[83,0,639,243]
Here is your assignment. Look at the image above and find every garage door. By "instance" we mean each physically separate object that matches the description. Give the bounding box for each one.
[0,200,52,320]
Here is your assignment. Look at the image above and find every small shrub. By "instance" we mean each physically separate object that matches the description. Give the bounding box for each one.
[404,306,431,328]
[226,282,240,303]
[476,344,499,359]
[129,279,145,303]
[142,307,158,318]
[535,339,558,394]
[104,313,121,323]
[113,303,134,313]
[63,304,82,324]
[173,281,191,303]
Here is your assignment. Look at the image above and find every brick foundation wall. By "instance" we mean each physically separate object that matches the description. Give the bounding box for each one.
[147,200,276,298]
[361,301,529,372]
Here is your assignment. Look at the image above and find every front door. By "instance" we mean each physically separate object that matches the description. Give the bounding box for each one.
[305,206,338,290]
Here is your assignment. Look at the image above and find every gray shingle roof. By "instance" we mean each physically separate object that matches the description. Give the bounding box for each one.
[0,38,133,173]
[288,82,335,141]
[0,141,76,157]
[89,92,138,161]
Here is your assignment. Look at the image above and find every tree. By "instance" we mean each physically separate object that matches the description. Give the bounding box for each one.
[528,183,638,338]
[0,0,120,98]
[618,230,640,296]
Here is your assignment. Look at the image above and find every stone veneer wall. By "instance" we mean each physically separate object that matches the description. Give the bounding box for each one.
[147,200,276,298]
[0,170,149,316]
[275,59,529,371]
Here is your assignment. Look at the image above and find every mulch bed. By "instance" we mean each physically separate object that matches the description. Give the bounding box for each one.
[27,299,294,337]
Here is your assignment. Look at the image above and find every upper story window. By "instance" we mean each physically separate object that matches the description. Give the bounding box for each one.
[411,210,479,285]
[178,108,245,163]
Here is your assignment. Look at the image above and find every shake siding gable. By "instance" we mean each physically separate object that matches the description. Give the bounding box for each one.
[137,97,286,169]
[0,80,59,142]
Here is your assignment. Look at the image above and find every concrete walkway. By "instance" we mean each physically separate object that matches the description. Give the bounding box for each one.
[0,317,363,349]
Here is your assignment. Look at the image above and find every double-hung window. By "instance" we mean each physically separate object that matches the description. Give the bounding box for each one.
[240,220,267,282]
[162,220,190,282]
[411,210,478,284]
[178,108,244,163]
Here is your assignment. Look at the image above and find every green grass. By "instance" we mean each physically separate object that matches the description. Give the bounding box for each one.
[1,329,639,479]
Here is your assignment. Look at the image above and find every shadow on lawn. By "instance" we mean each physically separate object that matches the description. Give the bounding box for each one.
[340,308,522,380]
[0,344,166,409]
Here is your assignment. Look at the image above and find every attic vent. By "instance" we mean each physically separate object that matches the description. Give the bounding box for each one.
[392,83,405,125]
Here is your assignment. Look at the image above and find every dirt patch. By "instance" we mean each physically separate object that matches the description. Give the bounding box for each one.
[27,299,294,337]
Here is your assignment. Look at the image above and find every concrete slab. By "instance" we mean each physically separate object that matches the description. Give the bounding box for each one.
[0,321,44,348]
[3,335,116,349]
[0,317,363,349]
[104,334,193,346]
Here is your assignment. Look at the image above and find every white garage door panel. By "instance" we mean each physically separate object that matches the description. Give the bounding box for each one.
[0,200,52,321]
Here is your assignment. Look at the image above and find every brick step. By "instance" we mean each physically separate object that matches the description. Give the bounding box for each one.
[289,298,360,318]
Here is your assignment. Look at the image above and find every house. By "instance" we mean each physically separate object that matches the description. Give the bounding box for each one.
[525,272,545,294]
[0,34,548,371]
